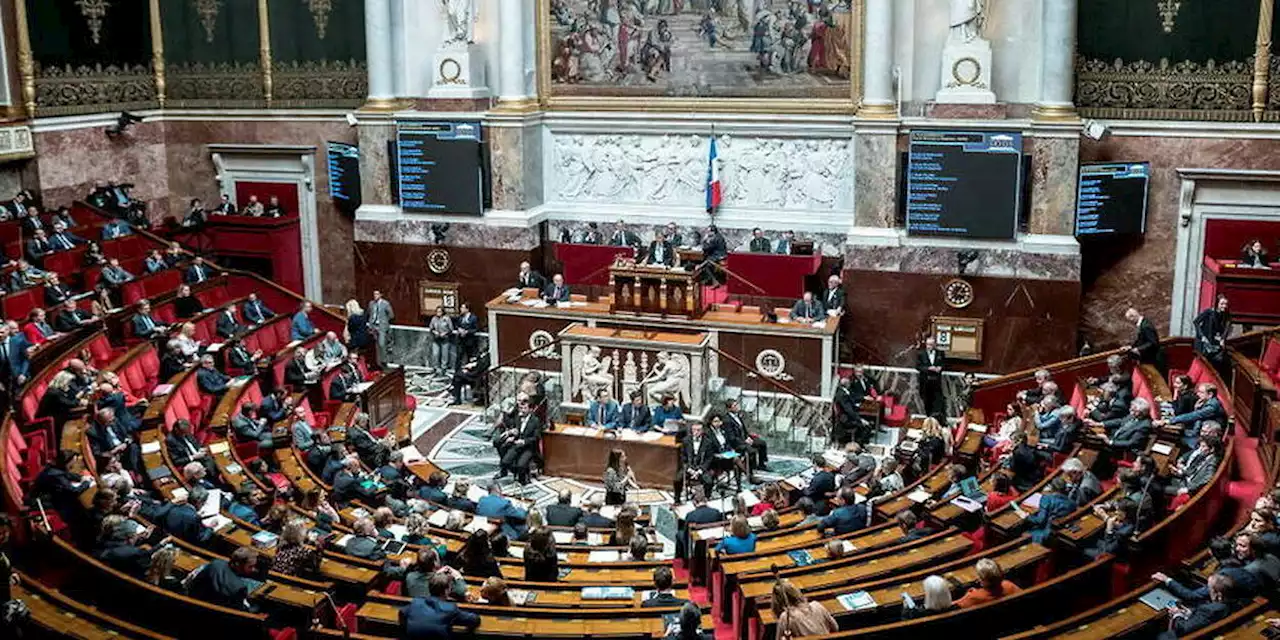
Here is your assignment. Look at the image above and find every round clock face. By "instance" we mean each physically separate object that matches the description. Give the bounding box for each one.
[427,248,451,275]
[944,278,975,309]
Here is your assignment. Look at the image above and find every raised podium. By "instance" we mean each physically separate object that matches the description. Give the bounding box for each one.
[609,258,702,318]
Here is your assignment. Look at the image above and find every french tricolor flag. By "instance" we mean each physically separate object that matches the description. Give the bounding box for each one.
[705,136,722,214]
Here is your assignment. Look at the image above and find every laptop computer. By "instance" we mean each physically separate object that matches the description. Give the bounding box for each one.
[1138,588,1181,611]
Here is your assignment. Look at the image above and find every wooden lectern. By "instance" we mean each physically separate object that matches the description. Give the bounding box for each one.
[608,257,702,318]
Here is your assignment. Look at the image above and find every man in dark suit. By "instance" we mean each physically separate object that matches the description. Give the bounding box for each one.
[476,482,529,540]
[1095,397,1153,455]
[284,346,312,388]
[915,335,946,418]
[498,401,542,484]
[1156,573,1239,640]
[43,273,75,307]
[399,573,481,639]
[542,274,571,303]
[642,567,688,608]
[186,256,214,284]
[609,219,642,251]
[132,300,168,340]
[54,299,98,333]
[160,486,215,544]
[196,355,230,396]
[516,261,546,290]
[95,520,151,576]
[619,390,653,432]
[159,340,190,381]
[86,407,139,470]
[166,418,215,477]
[329,356,363,402]
[226,339,261,375]
[24,229,51,264]
[231,402,273,448]
[453,303,479,363]
[213,194,237,215]
[99,258,134,289]
[1125,307,1166,373]
[0,323,33,386]
[723,399,768,478]
[241,293,274,324]
[677,488,724,558]
[818,487,869,536]
[803,454,837,508]
[675,421,720,501]
[821,274,846,315]
[545,490,583,527]
[701,225,727,261]
[188,548,259,611]
[47,221,84,251]
[449,350,489,405]
[832,376,862,446]
[1039,406,1081,454]
[788,291,824,324]
[747,228,771,252]
[580,495,614,528]
[645,231,676,266]
[215,307,244,339]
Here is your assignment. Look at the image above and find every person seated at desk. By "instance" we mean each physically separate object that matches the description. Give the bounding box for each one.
[619,390,653,432]
[226,338,262,375]
[790,292,825,323]
[803,454,837,508]
[1092,397,1153,456]
[24,229,51,264]
[609,219,641,250]
[241,292,274,324]
[1157,573,1243,640]
[196,354,230,395]
[9,259,45,291]
[158,486,215,545]
[400,572,481,639]
[643,566,688,608]
[451,529,504,578]
[52,299,97,334]
[587,388,621,429]
[579,494,613,528]
[143,249,167,274]
[291,301,319,340]
[1241,238,1270,268]
[748,227,771,252]
[99,258,134,288]
[676,421,720,501]
[498,400,542,485]
[702,225,727,262]
[231,402,273,449]
[771,579,839,636]
[515,261,545,290]
[1156,383,1226,446]
[315,330,347,368]
[715,515,757,555]
[542,273,570,303]
[47,221,85,251]
[774,230,797,255]
[545,489,582,527]
[215,305,245,339]
[646,230,676,266]
[283,346,315,389]
[23,308,60,346]
[653,394,683,430]
[477,482,528,540]
[818,487,868,536]
[129,300,167,340]
[82,241,107,267]
[1165,435,1222,500]
[1038,405,1080,454]
[329,353,365,402]
[901,575,957,621]
[188,547,260,612]
[95,517,151,577]
[820,275,845,316]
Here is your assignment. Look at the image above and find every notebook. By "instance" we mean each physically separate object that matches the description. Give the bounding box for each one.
[958,476,986,502]
[837,591,877,611]
[787,550,816,567]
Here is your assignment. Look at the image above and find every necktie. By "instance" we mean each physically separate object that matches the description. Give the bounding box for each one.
[142,315,154,331]
[828,291,835,305]
[195,267,204,282]
[2,340,10,363]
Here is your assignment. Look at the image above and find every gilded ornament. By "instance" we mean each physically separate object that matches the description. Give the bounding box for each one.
[303,0,334,40]
[75,0,112,45]
[1157,0,1181,33]
[194,0,223,44]
[1075,56,1253,121]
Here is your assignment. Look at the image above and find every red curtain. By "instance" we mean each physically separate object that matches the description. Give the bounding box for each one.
[234,181,299,218]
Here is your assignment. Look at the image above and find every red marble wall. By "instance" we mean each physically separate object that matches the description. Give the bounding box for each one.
[31,118,357,303]
[1079,135,1280,349]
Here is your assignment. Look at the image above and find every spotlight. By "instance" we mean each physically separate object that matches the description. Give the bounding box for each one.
[105,112,145,138]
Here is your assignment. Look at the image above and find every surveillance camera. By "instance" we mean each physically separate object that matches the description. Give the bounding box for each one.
[345,113,358,127]
[1082,119,1109,142]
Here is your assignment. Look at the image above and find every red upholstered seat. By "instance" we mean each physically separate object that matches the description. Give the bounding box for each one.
[85,334,115,368]
[881,394,908,427]
[1262,338,1280,379]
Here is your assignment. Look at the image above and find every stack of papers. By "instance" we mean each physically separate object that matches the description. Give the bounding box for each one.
[552,531,574,544]
[202,514,232,532]
[508,589,535,605]
[507,546,524,559]
[466,485,488,503]
[822,450,846,468]
[639,431,665,441]
[737,490,760,508]
[695,526,725,541]
[426,510,453,527]
[1151,442,1174,456]
[199,490,223,518]
[399,446,425,464]
[952,496,984,513]
[587,550,621,563]
[140,441,161,455]
[208,441,229,455]
[837,591,877,611]
[1021,493,1043,510]
[464,517,493,534]
[907,489,933,503]
[746,516,764,530]
[350,382,374,395]
[581,586,634,600]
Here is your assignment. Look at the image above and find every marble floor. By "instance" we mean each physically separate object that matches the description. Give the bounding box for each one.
[402,365,817,509]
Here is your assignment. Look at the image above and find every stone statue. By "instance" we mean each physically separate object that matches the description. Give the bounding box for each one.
[577,345,615,402]
[948,0,986,44]
[441,0,477,46]
[643,351,689,406]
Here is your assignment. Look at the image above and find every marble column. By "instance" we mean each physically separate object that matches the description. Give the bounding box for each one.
[1033,0,1078,121]
[496,0,535,110]
[389,0,407,97]
[858,0,895,117]
[853,121,899,228]
[364,0,396,108]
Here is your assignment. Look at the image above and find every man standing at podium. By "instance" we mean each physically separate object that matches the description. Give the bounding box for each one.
[790,291,825,323]
[645,231,676,267]
[516,261,545,290]
[821,275,846,315]
[543,274,570,303]
[916,335,947,418]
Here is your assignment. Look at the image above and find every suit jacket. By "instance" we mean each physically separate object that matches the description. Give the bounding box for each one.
[100,265,133,286]
[476,494,528,540]
[227,344,256,372]
[1131,318,1165,367]
[159,353,187,381]
[848,375,879,404]
[284,358,309,387]
[329,371,358,402]
[645,240,676,266]
[619,403,652,431]
[166,432,204,468]
[641,592,689,608]
[215,310,242,338]
[516,270,546,290]
[160,503,214,544]
[790,299,825,321]
[1162,601,1237,639]
[290,312,315,340]
[581,511,614,528]
[187,559,251,610]
[1176,448,1219,492]
[44,283,74,306]
[1066,471,1102,505]
[748,236,771,252]
[86,418,127,460]
[1106,415,1152,453]
[821,287,846,313]
[143,256,167,273]
[542,283,571,302]
[702,233,727,260]
[586,400,621,428]
[1045,419,1080,454]
[804,470,836,501]
[242,299,274,324]
[834,386,861,423]
[1,334,31,381]
[24,237,50,262]
[819,503,869,535]
[197,367,230,395]
[610,229,641,249]
[545,503,584,527]
[681,435,720,474]
[1170,397,1226,428]
[915,349,945,383]
[399,596,480,639]
[722,412,750,450]
[132,313,162,338]
[368,298,394,330]
[48,232,82,251]
[231,413,269,443]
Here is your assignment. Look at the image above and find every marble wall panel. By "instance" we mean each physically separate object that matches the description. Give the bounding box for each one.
[1027,134,1080,236]
[853,131,898,228]
[1079,135,1280,349]
[358,122,394,208]
[34,121,170,219]
[355,218,540,251]
[844,244,1080,281]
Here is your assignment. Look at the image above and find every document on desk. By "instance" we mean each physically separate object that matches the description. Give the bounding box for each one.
[507,546,524,559]
[907,489,933,503]
[1151,442,1174,456]
[350,382,374,395]
[822,450,846,469]
[599,505,620,520]
[199,490,223,518]
[695,526,726,541]
[466,485,488,503]
[639,431,665,442]
[398,445,425,464]
[141,441,161,455]
[1020,493,1043,510]
[952,496,984,513]
[464,517,493,534]
[552,531,574,544]
[837,591,877,611]
[208,441,229,455]
[426,509,452,527]
[737,490,760,508]
[587,550,620,563]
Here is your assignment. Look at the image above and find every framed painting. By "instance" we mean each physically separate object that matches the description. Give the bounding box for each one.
[538,0,864,113]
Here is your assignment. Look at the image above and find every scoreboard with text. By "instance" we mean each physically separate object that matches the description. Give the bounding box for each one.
[325,141,361,213]
[1075,162,1150,237]
[905,130,1023,240]
[395,121,486,215]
